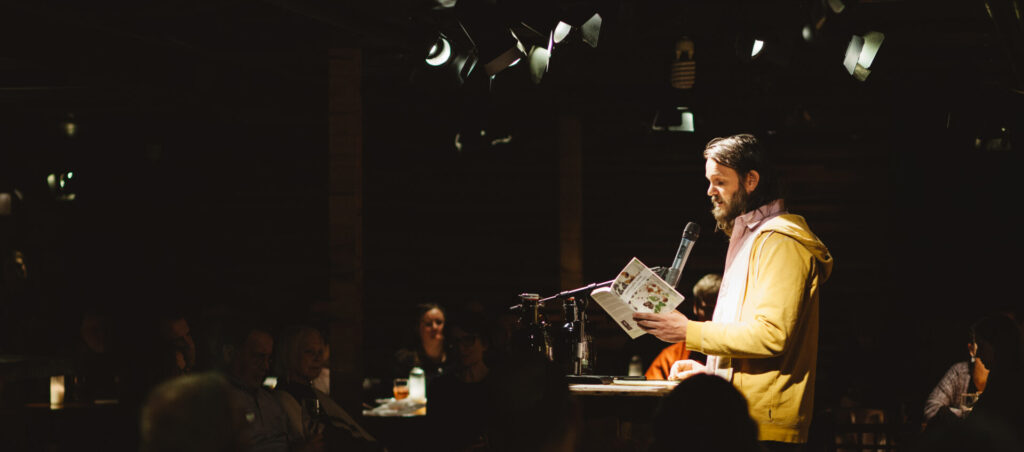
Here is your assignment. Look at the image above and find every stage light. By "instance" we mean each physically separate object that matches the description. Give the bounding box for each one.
[553,21,572,43]
[527,45,550,84]
[454,0,526,76]
[0,193,11,216]
[751,40,765,58]
[46,171,76,201]
[425,36,452,66]
[652,107,696,133]
[579,13,601,48]
[843,31,884,81]
[802,25,814,42]
[827,0,846,14]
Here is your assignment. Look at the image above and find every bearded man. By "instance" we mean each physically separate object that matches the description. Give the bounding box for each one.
[633,134,833,451]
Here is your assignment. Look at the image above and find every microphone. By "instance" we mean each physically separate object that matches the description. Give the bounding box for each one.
[662,222,701,288]
[537,280,613,304]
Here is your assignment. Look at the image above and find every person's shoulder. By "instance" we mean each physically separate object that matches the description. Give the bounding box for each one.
[949,361,970,374]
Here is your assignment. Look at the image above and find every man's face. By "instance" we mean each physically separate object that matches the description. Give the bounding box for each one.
[705,159,750,232]
[694,298,716,321]
[162,318,197,371]
[232,331,273,390]
[451,327,486,367]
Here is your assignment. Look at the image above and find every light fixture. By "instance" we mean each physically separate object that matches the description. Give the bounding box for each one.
[454,0,526,76]
[670,37,696,90]
[652,106,696,133]
[735,34,766,62]
[843,31,884,81]
[425,36,453,66]
[751,40,765,58]
[553,21,572,43]
[46,171,76,201]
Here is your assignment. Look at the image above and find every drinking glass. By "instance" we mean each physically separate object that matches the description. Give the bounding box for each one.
[960,392,980,413]
[393,378,410,400]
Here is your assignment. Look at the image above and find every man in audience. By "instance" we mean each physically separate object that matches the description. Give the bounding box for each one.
[645,273,721,379]
[274,325,379,451]
[140,372,244,452]
[221,321,294,452]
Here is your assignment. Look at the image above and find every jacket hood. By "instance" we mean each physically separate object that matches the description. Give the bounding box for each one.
[764,214,833,282]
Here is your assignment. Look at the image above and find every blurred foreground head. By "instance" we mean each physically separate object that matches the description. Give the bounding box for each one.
[653,373,759,452]
[140,372,244,452]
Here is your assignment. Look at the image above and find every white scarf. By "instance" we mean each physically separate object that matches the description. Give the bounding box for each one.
[704,222,775,382]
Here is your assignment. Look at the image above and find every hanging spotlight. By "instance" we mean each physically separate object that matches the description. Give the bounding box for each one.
[425,35,453,66]
[553,21,572,43]
[652,106,696,133]
[735,34,766,62]
[843,31,884,81]
[751,39,765,58]
[579,13,601,48]
[454,0,526,76]
[827,0,846,14]
[46,170,76,201]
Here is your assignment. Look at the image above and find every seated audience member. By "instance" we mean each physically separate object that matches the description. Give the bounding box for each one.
[221,321,292,452]
[964,314,1023,447]
[429,311,493,451]
[923,318,990,427]
[274,325,380,451]
[312,343,330,395]
[652,373,759,452]
[139,372,245,452]
[73,308,119,401]
[645,273,721,379]
[918,314,1024,452]
[158,310,198,376]
[486,352,581,452]
[394,303,449,380]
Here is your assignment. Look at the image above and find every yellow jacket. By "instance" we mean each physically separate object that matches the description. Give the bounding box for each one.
[687,214,833,443]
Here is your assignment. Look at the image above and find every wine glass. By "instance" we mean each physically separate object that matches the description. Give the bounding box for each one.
[393,378,410,400]
[960,392,980,414]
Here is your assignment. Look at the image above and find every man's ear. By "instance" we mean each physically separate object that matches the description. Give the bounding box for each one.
[744,170,760,193]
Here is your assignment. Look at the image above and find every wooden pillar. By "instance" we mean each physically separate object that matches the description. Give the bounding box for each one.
[559,114,584,289]
[327,48,363,411]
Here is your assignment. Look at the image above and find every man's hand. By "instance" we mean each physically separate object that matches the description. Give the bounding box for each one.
[633,310,688,343]
[668,359,706,380]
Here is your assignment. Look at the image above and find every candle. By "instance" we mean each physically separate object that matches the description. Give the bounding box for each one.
[50,375,65,409]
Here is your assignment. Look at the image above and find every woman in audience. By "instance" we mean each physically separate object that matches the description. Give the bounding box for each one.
[394,303,448,379]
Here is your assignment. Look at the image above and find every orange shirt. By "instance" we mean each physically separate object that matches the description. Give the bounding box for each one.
[644,342,690,380]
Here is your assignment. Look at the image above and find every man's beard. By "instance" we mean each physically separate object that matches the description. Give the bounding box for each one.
[711,187,749,235]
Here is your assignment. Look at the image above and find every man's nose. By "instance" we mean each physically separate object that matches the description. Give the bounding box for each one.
[707,183,715,197]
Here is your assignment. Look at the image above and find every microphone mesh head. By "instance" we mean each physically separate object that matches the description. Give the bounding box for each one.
[684,222,701,239]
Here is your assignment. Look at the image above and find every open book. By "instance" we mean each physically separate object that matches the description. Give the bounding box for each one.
[590,257,685,338]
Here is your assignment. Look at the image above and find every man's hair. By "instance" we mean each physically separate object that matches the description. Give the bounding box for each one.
[272,325,323,377]
[140,372,242,452]
[703,133,783,211]
[652,373,759,452]
[692,273,723,304]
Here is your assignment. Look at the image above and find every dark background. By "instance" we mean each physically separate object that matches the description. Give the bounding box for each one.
[0,0,1021,445]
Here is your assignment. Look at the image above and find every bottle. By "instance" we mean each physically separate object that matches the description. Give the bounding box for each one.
[408,366,426,401]
[561,298,593,375]
[628,355,643,377]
